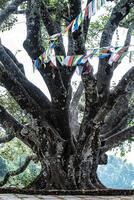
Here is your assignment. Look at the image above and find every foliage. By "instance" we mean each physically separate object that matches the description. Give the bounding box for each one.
[0,15,18,32]
[0,89,41,187]
[120,8,134,29]
[0,157,7,177]
[98,155,134,189]
[86,5,112,48]
[5,159,41,188]
[0,0,9,9]
[0,89,29,124]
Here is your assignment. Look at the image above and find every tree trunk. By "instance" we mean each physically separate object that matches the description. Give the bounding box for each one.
[25,126,106,190]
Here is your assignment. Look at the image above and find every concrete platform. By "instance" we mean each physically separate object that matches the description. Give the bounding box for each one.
[0,194,133,200]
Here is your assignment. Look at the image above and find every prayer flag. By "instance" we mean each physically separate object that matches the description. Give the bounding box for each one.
[108,47,127,65]
[63,56,74,67]
[72,55,83,66]
[56,56,65,65]
[50,33,61,41]
[72,12,84,32]
[92,0,96,15]
[64,20,74,33]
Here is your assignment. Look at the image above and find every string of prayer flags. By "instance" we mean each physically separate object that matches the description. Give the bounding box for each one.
[33,45,133,70]
[108,46,128,65]
[49,0,106,41]
[87,0,105,19]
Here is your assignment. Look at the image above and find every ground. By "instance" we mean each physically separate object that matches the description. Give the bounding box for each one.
[0,194,133,200]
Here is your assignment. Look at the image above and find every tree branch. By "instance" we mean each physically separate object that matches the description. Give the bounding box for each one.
[68,0,86,54]
[79,63,98,140]
[69,82,84,141]
[0,105,32,148]
[100,81,134,140]
[71,81,84,109]
[0,155,37,187]
[0,65,45,119]
[100,114,128,139]
[0,133,15,144]
[40,0,65,55]
[23,0,44,59]
[110,66,134,100]
[0,105,23,136]
[94,67,134,125]
[124,20,134,46]
[0,45,51,118]
[100,0,133,47]
[101,126,134,153]
[3,45,25,74]
[0,0,27,26]
[97,0,134,104]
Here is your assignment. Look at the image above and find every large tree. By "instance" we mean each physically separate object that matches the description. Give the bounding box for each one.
[0,0,134,190]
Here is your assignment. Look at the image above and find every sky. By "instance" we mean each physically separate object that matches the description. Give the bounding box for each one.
[0,9,134,165]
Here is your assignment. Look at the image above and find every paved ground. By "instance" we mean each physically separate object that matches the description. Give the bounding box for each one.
[0,194,134,200]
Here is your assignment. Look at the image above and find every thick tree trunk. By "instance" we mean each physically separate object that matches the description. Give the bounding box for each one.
[25,127,105,190]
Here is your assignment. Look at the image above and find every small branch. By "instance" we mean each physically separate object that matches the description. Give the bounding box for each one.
[100,114,128,139]
[0,0,27,26]
[0,155,37,187]
[0,133,15,144]
[101,126,134,153]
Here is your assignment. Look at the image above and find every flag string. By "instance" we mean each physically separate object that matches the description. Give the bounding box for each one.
[49,0,106,41]
[33,46,134,70]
